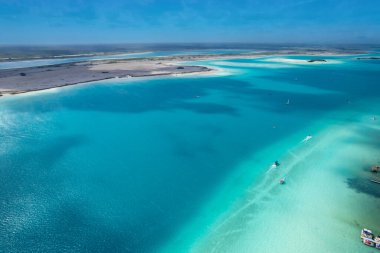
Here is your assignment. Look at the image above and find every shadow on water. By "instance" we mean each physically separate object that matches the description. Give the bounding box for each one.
[346,178,380,199]
[5,75,348,117]
[5,78,241,116]
[341,123,380,199]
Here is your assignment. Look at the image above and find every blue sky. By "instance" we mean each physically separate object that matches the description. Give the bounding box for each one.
[1,0,380,44]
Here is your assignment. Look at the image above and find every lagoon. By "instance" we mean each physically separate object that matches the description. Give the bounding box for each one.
[0,53,379,252]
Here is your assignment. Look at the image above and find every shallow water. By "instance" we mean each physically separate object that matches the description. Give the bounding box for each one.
[0,54,379,252]
[0,49,255,70]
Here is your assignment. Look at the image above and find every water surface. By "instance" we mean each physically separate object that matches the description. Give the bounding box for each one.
[0,54,379,252]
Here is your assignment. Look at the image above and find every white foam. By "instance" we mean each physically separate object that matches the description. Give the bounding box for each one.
[212,61,295,68]
[263,57,342,65]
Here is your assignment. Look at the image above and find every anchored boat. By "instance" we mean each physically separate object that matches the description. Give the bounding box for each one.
[361,228,380,249]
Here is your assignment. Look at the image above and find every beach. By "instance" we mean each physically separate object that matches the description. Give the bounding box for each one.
[0,59,210,96]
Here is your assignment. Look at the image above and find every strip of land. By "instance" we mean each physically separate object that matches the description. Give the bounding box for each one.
[0,58,213,96]
[0,50,359,96]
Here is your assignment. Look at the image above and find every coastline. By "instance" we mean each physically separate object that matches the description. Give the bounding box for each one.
[0,60,212,97]
[1,51,379,252]
[0,49,155,62]
[0,50,360,98]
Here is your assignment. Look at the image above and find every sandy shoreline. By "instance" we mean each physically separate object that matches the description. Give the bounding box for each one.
[0,59,213,96]
[0,50,359,97]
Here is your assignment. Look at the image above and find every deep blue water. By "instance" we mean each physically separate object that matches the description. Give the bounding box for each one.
[0,54,380,252]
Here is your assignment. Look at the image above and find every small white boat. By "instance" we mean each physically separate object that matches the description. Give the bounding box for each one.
[272,161,280,168]
[302,135,313,143]
[361,228,373,240]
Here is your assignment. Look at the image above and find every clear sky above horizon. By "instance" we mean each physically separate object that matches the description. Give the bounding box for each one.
[1,0,380,45]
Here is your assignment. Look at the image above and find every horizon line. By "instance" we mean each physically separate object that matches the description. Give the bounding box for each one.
[0,42,379,47]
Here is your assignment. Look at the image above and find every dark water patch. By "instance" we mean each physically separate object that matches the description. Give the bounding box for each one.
[170,135,217,160]
[4,78,241,116]
[195,123,224,136]
[164,123,223,160]
[3,74,348,118]
[346,177,380,198]
[172,101,238,115]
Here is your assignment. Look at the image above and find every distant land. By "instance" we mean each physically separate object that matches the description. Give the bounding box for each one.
[0,45,372,96]
[0,43,377,61]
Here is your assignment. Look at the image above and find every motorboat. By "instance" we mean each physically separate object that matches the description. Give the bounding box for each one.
[361,228,380,249]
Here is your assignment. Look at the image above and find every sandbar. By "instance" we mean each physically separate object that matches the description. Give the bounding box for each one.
[0,50,356,96]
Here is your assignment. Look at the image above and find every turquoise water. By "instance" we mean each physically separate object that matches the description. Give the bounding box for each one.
[0,54,379,252]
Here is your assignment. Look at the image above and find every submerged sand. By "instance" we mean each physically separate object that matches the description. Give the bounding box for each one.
[161,101,380,253]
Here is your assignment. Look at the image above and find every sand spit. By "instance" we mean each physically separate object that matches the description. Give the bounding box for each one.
[0,59,210,96]
[0,49,356,96]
